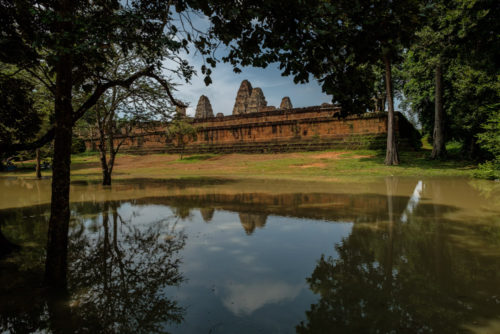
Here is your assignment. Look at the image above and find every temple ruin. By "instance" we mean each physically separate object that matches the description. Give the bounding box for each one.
[280,97,293,110]
[194,95,214,119]
[232,80,253,115]
[83,79,420,154]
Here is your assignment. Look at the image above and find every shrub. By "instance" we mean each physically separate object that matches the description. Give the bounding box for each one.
[72,137,87,154]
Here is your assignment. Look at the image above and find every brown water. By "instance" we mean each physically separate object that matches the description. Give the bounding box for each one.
[0,176,499,333]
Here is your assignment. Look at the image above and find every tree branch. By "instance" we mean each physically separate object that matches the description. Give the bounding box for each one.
[0,127,55,154]
[145,72,187,108]
[73,65,155,122]
[1,66,185,155]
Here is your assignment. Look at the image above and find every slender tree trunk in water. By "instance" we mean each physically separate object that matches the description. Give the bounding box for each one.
[97,116,112,186]
[103,203,110,291]
[102,168,112,186]
[431,61,446,159]
[35,148,42,179]
[105,119,116,186]
[384,177,397,284]
[44,0,73,290]
[99,142,111,186]
[383,54,400,165]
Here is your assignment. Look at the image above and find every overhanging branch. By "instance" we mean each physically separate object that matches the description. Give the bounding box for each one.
[73,65,155,122]
[1,66,186,155]
[145,72,187,108]
[0,127,55,155]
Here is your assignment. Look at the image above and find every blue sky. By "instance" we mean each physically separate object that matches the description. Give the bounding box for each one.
[165,12,415,124]
[165,12,333,116]
[174,51,332,116]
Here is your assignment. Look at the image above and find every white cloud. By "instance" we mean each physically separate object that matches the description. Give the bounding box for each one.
[222,281,304,316]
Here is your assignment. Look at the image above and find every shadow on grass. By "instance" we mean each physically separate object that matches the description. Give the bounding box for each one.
[70,161,101,170]
[70,176,237,188]
[358,149,476,171]
[177,154,217,162]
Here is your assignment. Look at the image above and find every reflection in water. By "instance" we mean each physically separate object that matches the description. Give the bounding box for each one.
[223,281,302,316]
[68,202,186,333]
[200,208,215,222]
[238,213,268,234]
[297,178,500,334]
[400,180,423,223]
[0,202,186,334]
[0,177,499,333]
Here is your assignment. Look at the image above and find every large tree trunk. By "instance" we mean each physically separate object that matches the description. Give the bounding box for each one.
[431,61,446,159]
[383,54,400,166]
[44,0,73,290]
[35,148,42,179]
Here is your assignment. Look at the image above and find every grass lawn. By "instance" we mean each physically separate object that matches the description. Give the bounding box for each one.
[2,147,477,182]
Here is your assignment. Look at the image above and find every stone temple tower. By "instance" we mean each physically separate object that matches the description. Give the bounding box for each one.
[246,87,267,113]
[279,97,293,110]
[195,95,214,119]
[175,105,187,116]
[232,80,253,115]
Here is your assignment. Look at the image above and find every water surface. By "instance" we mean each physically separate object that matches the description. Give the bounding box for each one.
[0,177,499,333]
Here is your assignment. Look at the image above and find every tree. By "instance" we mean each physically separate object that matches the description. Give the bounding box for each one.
[68,202,187,333]
[296,179,500,333]
[166,115,198,160]
[475,106,500,179]
[83,52,181,185]
[0,74,42,169]
[203,0,423,165]
[0,200,187,333]
[0,0,213,290]
[402,0,499,159]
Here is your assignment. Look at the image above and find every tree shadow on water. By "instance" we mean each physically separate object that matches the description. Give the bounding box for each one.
[296,179,500,334]
[0,201,187,334]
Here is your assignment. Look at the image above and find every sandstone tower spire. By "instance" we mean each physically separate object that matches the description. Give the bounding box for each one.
[195,95,214,119]
[232,80,253,115]
[247,87,267,113]
[279,97,293,110]
[175,105,187,116]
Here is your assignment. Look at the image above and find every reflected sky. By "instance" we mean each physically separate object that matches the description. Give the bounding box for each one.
[0,177,499,333]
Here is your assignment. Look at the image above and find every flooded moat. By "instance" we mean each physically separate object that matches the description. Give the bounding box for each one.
[0,177,499,333]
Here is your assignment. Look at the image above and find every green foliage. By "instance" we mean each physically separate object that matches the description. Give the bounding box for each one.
[474,161,500,180]
[206,0,422,115]
[477,106,500,159]
[165,117,198,159]
[71,137,87,154]
[0,75,41,149]
[0,0,218,156]
[402,0,499,158]
[474,107,500,179]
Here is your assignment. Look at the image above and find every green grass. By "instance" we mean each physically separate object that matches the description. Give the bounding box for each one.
[245,150,474,178]
[3,148,479,182]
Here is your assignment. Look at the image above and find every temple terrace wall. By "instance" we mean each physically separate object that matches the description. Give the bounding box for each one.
[83,79,419,154]
[83,105,420,154]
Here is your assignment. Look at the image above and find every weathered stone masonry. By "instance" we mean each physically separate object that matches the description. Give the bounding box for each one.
[83,80,419,154]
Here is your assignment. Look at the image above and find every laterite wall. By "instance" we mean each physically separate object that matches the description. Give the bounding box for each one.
[83,106,417,154]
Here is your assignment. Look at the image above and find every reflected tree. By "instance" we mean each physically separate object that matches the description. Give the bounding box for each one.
[0,226,19,258]
[68,202,187,333]
[297,181,500,334]
[0,201,187,334]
